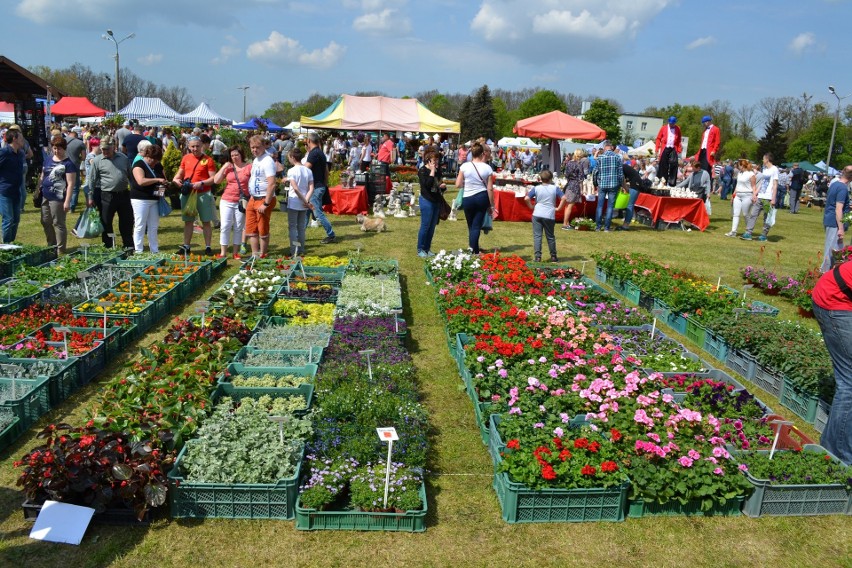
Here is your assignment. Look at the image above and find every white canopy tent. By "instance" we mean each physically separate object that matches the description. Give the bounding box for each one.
[114,97,178,121]
[175,102,232,125]
[627,140,656,157]
[497,137,541,150]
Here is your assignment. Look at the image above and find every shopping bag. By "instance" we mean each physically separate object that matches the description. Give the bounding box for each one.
[482,211,493,234]
[73,207,103,239]
[614,190,629,210]
[453,190,464,209]
[158,196,172,217]
[183,190,199,218]
[438,196,451,220]
[766,206,777,227]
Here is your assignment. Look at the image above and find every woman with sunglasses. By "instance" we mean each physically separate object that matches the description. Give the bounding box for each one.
[38,134,77,253]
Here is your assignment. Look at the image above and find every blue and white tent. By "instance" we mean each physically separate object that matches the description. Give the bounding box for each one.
[115,97,179,120]
[176,102,232,126]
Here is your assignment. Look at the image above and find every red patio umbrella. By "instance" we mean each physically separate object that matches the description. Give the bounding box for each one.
[513,110,605,140]
[50,97,107,117]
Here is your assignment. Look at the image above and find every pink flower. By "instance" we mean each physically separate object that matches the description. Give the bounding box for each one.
[738,463,749,472]
[678,456,694,468]
[553,427,564,438]
[713,468,724,475]
[688,449,701,460]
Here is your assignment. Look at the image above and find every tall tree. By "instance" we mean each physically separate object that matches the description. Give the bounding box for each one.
[492,97,515,139]
[458,96,472,141]
[733,103,758,140]
[466,85,496,142]
[516,89,566,120]
[756,115,788,162]
[787,116,851,168]
[581,99,621,142]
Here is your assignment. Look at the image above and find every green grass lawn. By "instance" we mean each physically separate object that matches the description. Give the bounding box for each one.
[0,192,850,568]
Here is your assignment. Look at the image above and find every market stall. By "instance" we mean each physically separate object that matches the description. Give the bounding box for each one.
[322,185,369,216]
[634,194,709,231]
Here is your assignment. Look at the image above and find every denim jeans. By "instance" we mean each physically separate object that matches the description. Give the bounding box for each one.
[287,208,309,255]
[745,198,772,236]
[0,193,21,242]
[19,164,27,213]
[461,190,489,253]
[417,195,440,253]
[595,186,618,229]
[776,186,788,209]
[821,226,840,273]
[623,188,640,225]
[813,302,852,464]
[309,186,334,238]
[531,215,556,259]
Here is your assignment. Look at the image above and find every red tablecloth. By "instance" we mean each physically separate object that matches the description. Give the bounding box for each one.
[634,194,709,231]
[493,190,596,222]
[323,185,368,216]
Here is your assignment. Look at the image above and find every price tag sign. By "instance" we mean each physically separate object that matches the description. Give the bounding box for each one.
[359,349,376,381]
[767,419,794,459]
[580,259,589,275]
[54,326,70,356]
[98,300,115,330]
[268,415,290,445]
[390,309,403,334]
[376,427,399,442]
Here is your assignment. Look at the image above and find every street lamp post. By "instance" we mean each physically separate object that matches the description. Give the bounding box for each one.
[826,85,851,174]
[237,86,250,122]
[102,29,135,113]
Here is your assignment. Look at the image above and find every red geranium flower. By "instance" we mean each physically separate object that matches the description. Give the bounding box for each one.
[581,465,596,476]
[506,439,520,450]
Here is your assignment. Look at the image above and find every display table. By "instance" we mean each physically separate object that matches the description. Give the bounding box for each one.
[322,185,369,216]
[493,190,596,222]
[634,194,709,231]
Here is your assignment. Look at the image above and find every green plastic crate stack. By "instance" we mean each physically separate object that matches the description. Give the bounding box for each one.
[168,443,305,520]
[295,482,427,532]
[0,376,50,432]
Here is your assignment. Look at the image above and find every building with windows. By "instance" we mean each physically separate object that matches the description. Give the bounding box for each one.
[619,113,663,146]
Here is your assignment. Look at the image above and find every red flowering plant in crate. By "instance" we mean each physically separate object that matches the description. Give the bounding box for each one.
[15,422,172,520]
[499,426,628,490]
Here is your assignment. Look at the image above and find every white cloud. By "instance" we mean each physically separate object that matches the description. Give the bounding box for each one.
[471,0,673,60]
[353,8,411,34]
[686,36,716,50]
[212,36,241,65]
[137,53,163,66]
[16,0,104,24]
[246,32,345,68]
[789,32,815,55]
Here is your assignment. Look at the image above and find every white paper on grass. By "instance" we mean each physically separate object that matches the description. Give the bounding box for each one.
[29,500,95,545]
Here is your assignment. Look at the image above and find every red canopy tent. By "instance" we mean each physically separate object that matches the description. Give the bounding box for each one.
[513,110,605,140]
[50,96,107,117]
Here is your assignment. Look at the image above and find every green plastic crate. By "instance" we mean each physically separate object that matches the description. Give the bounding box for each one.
[726,349,757,381]
[0,358,78,407]
[748,300,780,317]
[219,362,318,384]
[703,331,729,363]
[622,281,641,306]
[295,482,427,532]
[0,376,50,431]
[813,399,831,435]
[216,379,314,413]
[627,496,743,518]
[234,345,323,368]
[32,323,121,365]
[779,378,819,424]
[455,333,472,374]
[652,298,671,322]
[751,363,784,399]
[0,413,20,451]
[738,445,852,517]
[73,299,157,336]
[168,443,304,520]
[248,330,331,351]
[684,317,707,349]
[594,267,607,283]
[494,471,628,523]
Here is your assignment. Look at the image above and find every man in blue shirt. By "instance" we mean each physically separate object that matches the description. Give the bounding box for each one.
[592,140,623,231]
[0,128,24,242]
[821,166,850,273]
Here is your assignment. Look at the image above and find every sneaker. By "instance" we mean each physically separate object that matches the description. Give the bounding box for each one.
[595,227,601,232]
[550,256,558,263]
[320,235,337,244]
[603,228,611,233]
[215,253,226,259]
[534,256,542,262]
[232,253,242,260]
[561,225,572,231]
[309,219,320,228]
[418,250,429,258]
[740,233,753,241]
[205,247,214,256]
[177,244,191,254]
[724,231,737,237]
[259,253,268,259]
[426,251,436,257]
[757,235,767,242]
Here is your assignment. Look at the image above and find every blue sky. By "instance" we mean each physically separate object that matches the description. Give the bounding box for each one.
[5,0,852,122]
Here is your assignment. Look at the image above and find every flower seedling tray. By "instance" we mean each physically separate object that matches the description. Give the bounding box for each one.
[665,310,687,336]
[750,363,784,399]
[627,496,743,518]
[779,378,820,424]
[163,260,205,291]
[32,322,121,365]
[594,267,607,283]
[736,445,852,517]
[748,300,780,317]
[295,482,427,532]
[725,349,757,381]
[248,330,331,351]
[168,444,305,520]
[216,376,314,410]
[233,345,324,369]
[662,369,747,397]
[209,255,228,274]
[652,298,671,322]
[0,376,50,432]
[106,257,165,269]
[73,299,157,337]
[0,358,78,408]
[493,470,628,524]
[218,362,318,384]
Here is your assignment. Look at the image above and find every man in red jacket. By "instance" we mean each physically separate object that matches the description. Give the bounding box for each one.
[654,116,682,186]
[694,115,720,178]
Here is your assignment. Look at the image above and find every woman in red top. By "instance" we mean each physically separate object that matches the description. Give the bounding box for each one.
[213,146,251,259]
[812,259,852,464]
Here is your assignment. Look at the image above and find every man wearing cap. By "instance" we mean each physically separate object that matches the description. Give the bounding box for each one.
[88,136,133,249]
[172,136,217,255]
[654,117,682,186]
[66,128,85,212]
[115,121,132,149]
[0,128,25,241]
[592,140,623,232]
[694,116,720,178]
[122,123,146,164]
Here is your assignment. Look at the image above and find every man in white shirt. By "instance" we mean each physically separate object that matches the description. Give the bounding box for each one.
[742,152,779,242]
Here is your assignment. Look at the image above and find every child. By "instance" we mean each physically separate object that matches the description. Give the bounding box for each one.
[524,169,566,262]
[286,147,314,257]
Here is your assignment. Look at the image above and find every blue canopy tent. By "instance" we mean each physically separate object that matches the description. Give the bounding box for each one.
[232,117,284,132]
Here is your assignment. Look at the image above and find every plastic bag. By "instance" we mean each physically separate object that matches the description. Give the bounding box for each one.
[183,190,198,218]
[158,196,172,217]
[614,190,629,210]
[453,190,464,209]
[482,211,493,234]
[766,206,777,227]
[73,207,103,239]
